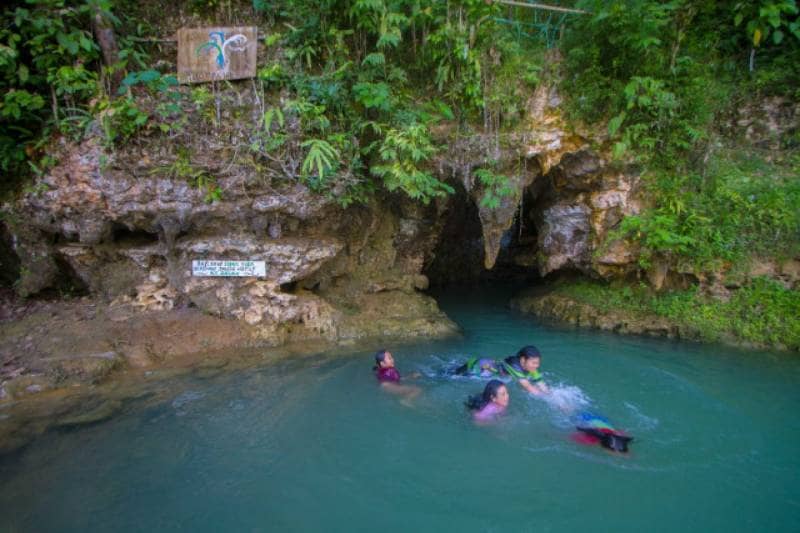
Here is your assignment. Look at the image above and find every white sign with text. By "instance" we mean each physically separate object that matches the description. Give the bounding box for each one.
[192,260,266,277]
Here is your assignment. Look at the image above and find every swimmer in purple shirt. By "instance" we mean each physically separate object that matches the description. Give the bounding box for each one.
[465,380,509,423]
[373,349,421,403]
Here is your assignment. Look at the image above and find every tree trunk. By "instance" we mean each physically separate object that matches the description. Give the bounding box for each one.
[91,7,123,96]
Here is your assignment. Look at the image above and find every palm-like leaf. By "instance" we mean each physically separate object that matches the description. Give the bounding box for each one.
[301,139,340,180]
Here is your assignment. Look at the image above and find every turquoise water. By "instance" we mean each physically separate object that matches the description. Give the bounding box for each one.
[1,286,799,532]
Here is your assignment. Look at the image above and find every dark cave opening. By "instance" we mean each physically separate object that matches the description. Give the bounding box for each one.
[111,224,160,247]
[423,181,544,287]
[0,223,20,289]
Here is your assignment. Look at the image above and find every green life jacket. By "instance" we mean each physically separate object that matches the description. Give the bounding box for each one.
[501,358,542,382]
[464,357,502,376]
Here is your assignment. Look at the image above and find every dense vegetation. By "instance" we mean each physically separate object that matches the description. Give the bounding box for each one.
[2,1,797,203]
[1,0,799,348]
[555,278,800,351]
[562,0,800,272]
[1,0,546,204]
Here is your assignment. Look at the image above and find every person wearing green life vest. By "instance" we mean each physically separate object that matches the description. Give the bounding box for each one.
[452,345,549,396]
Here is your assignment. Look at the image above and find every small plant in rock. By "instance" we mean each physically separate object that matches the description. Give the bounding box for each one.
[301,138,339,181]
[475,168,513,209]
[96,97,149,147]
[117,69,185,135]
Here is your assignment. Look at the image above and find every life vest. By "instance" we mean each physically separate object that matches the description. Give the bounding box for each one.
[463,357,502,376]
[501,357,542,382]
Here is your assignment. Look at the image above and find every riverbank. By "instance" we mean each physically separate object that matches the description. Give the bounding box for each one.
[0,290,458,453]
[511,279,800,352]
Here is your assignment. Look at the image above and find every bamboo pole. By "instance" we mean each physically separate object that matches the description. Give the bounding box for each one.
[492,1,590,15]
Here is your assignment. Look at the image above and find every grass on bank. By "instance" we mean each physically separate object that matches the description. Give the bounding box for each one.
[556,278,800,351]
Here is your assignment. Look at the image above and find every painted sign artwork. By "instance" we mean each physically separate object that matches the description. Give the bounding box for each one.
[177,27,257,83]
[192,260,267,277]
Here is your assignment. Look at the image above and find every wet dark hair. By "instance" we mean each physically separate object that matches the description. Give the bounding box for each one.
[516,345,541,360]
[465,379,506,411]
[372,349,389,371]
[600,433,633,453]
[577,427,634,453]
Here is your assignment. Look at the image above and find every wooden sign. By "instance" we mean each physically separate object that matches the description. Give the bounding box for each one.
[177,27,258,83]
[192,260,266,277]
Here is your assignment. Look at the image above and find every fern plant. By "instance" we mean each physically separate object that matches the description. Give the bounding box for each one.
[370,123,453,203]
[301,138,340,180]
[475,168,513,209]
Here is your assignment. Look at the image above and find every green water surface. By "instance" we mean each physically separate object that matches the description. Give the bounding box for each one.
[1,286,799,532]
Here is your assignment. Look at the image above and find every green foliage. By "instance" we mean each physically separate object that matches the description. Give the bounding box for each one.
[0,0,105,181]
[97,96,148,146]
[423,0,500,115]
[564,1,731,165]
[352,82,393,112]
[558,278,800,351]
[244,0,554,204]
[257,63,288,88]
[734,0,800,47]
[1,90,46,121]
[565,0,799,162]
[608,151,800,271]
[370,123,453,203]
[474,168,513,209]
[482,37,543,127]
[117,69,178,95]
[301,138,340,180]
[152,148,222,204]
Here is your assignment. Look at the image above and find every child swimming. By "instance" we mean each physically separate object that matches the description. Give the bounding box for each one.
[374,349,401,382]
[465,380,509,423]
[373,349,421,403]
[453,345,549,396]
[572,411,633,453]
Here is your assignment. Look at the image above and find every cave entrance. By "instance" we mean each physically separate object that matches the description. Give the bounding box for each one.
[111,224,160,247]
[423,182,543,287]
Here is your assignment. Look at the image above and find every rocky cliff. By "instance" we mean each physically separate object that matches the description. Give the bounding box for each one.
[4,79,646,331]
[5,129,459,348]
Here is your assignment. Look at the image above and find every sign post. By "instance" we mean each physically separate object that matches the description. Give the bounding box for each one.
[177,27,258,83]
[192,260,266,277]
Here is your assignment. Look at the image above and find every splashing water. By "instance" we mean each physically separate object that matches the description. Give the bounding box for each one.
[542,383,591,414]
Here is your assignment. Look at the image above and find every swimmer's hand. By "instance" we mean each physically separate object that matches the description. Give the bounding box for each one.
[407,371,422,380]
[520,379,549,396]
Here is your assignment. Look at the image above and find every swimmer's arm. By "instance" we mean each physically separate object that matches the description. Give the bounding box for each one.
[380,381,421,397]
[518,378,548,395]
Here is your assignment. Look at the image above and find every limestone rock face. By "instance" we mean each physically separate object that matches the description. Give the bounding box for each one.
[534,152,642,277]
[174,235,343,286]
[731,96,800,152]
[510,291,689,339]
[523,83,588,176]
[538,203,592,274]
[431,81,643,280]
[8,135,457,344]
[476,172,536,269]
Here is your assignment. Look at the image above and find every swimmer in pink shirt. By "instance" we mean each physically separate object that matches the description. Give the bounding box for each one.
[465,380,509,423]
[373,349,421,403]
